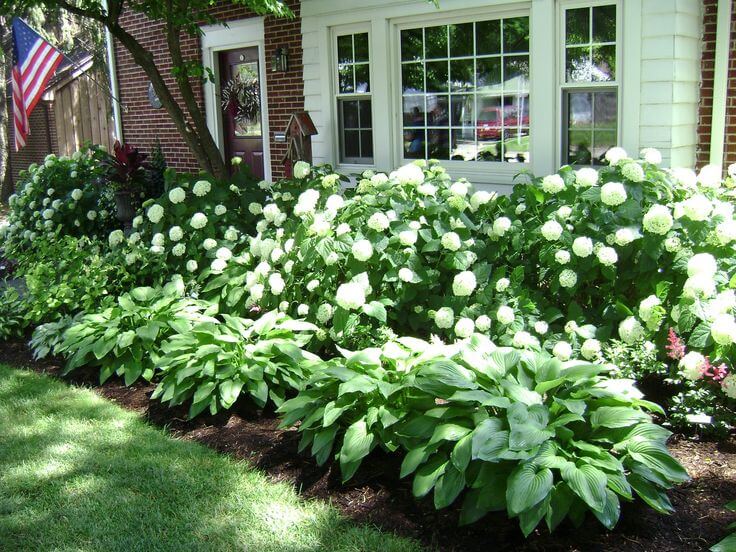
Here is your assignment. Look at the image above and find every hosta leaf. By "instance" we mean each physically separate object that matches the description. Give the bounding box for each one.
[192,381,216,405]
[711,533,736,552]
[626,441,689,483]
[412,455,447,498]
[219,379,244,409]
[400,446,430,479]
[472,418,509,461]
[628,473,674,514]
[434,464,465,509]
[545,483,574,532]
[339,419,375,468]
[429,423,471,445]
[506,463,554,516]
[92,338,116,360]
[590,406,650,429]
[561,462,608,513]
[451,434,472,472]
[130,286,156,302]
[592,489,621,530]
[519,495,549,537]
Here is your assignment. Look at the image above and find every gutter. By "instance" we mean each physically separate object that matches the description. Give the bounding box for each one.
[709,0,732,168]
[102,0,124,142]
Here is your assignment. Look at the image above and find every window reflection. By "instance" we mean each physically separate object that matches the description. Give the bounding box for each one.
[400,16,530,163]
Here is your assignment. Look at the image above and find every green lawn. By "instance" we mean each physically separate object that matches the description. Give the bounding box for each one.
[0,364,421,552]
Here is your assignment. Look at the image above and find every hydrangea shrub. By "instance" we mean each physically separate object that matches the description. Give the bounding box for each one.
[1,147,116,254]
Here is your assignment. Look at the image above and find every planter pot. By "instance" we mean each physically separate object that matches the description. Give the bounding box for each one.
[114,190,136,233]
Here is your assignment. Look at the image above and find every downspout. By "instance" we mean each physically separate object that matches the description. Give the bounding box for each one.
[709,0,732,168]
[102,0,124,142]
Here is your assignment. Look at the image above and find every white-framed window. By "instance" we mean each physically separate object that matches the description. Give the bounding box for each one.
[333,28,374,165]
[396,14,530,165]
[559,2,620,166]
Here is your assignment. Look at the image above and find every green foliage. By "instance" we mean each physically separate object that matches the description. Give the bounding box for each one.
[1,147,117,255]
[0,287,28,339]
[711,500,736,552]
[29,314,80,360]
[58,278,213,385]
[279,334,688,535]
[153,310,319,418]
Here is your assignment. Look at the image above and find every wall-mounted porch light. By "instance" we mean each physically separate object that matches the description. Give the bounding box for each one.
[271,47,289,73]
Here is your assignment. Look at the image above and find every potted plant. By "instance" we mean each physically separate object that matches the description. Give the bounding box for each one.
[102,141,149,232]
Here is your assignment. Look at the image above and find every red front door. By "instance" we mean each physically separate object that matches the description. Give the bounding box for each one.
[219,47,265,179]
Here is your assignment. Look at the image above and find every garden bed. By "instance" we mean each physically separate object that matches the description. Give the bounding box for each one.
[2,338,733,552]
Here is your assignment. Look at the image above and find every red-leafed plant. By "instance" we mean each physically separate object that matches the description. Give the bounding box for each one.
[102,141,149,192]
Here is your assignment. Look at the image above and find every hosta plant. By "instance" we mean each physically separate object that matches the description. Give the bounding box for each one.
[0,287,28,340]
[279,334,688,535]
[152,310,320,418]
[59,277,214,385]
[29,314,82,359]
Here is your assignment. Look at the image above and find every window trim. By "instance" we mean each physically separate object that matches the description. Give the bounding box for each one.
[331,23,375,169]
[390,5,532,174]
[557,0,623,167]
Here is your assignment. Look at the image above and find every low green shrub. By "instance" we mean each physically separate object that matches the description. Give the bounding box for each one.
[1,147,116,254]
[0,287,28,339]
[153,310,319,417]
[279,334,688,535]
[29,315,81,359]
[58,278,213,385]
[711,500,736,551]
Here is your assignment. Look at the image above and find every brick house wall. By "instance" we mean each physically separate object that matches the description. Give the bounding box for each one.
[6,100,56,185]
[697,0,736,168]
[114,0,303,179]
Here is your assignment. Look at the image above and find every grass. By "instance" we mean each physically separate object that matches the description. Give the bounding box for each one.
[0,364,421,552]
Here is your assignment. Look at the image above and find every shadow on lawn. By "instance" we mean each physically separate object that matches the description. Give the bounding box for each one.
[0,368,419,552]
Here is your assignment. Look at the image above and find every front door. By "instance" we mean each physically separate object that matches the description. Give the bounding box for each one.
[219,47,265,178]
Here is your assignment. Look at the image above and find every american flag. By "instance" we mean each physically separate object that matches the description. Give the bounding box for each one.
[11,18,63,151]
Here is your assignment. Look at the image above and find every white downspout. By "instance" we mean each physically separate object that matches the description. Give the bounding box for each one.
[709,0,732,168]
[102,0,124,142]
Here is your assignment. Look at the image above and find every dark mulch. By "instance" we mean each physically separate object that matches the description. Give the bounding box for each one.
[1,339,734,552]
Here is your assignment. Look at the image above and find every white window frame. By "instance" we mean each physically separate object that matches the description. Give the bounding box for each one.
[557,0,622,167]
[200,17,272,181]
[330,23,375,172]
[389,5,533,183]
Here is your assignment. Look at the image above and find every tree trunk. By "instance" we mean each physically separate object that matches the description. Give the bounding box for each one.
[0,18,13,203]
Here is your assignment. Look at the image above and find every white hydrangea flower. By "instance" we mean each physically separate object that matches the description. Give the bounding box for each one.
[716,219,736,244]
[557,206,572,219]
[441,231,462,251]
[270,248,284,263]
[597,246,618,266]
[680,195,713,221]
[309,215,331,236]
[600,182,627,206]
[150,245,165,255]
[367,212,390,232]
[564,321,578,334]
[697,164,722,189]
[214,204,227,216]
[172,243,186,257]
[297,304,310,316]
[269,272,286,295]
[71,188,83,201]
[638,295,661,322]
[680,351,705,381]
[534,321,548,334]
[604,147,628,165]
[293,161,311,179]
[721,374,736,398]
[352,239,373,261]
[87,210,97,221]
[516,204,527,214]
[399,268,415,282]
[493,217,512,236]
[216,247,232,261]
[210,258,227,273]
[125,252,138,265]
[186,260,198,272]
[147,204,164,223]
[306,279,320,292]
[614,228,636,246]
[202,238,217,251]
[399,230,418,246]
[581,339,601,360]
[542,174,565,194]
[132,215,143,228]
[190,212,208,229]
[50,200,61,209]
[151,233,166,247]
[322,174,340,188]
[559,269,577,288]
[42,208,55,220]
[496,305,515,325]
[434,307,455,329]
[540,220,563,241]
[128,232,141,245]
[687,253,718,277]
[336,223,351,236]
[326,194,345,211]
[42,197,50,207]
[108,229,125,247]
[336,282,366,310]
[711,314,736,345]
[575,167,599,187]
[250,283,265,301]
[325,252,339,265]
[552,341,572,361]
[669,167,697,189]
[572,236,593,257]
[392,163,424,185]
[316,303,334,323]
[496,278,510,292]
[642,205,673,235]
[621,162,645,183]
[683,273,716,299]
[455,317,475,338]
[450,181,470,197]
[640,148,662,165]
[192,180,211,197]
[555,250,571,265]
[371,173,389,186]
[618,316,644,344]
[470,191,493,211]
[476,315,491,332]
[512,331,538,349]
[452,271,477,296]
[169,226,184,241]
[168,187,186,204]
[249,202,263,215]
